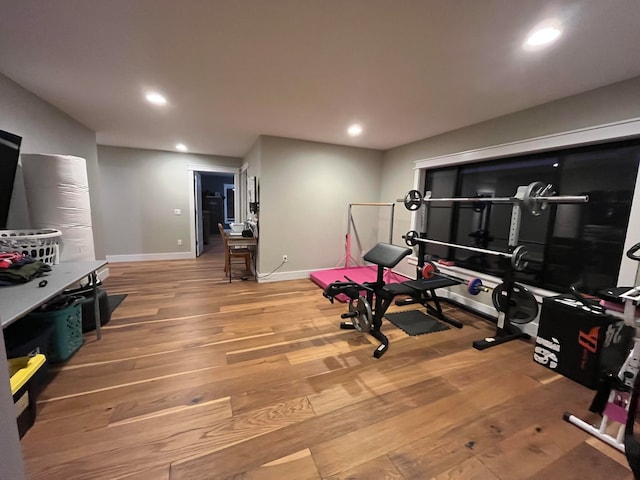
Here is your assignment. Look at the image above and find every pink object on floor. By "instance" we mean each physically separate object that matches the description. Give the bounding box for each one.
[603,391,630,424]
[310,265,409,302]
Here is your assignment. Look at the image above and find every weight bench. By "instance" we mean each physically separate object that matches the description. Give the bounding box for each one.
[323,242,463,358]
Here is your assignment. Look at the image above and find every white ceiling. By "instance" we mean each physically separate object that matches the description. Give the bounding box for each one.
[1,1,639,158]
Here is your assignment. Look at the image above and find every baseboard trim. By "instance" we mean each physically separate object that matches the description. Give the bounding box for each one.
[97,267,110,281]
[105,252,194,263]
[257,269,313,283]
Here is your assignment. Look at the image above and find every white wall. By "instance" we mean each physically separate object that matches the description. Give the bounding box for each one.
[256,136,383,280]
[0,72,104,259]
[97,145,242,259]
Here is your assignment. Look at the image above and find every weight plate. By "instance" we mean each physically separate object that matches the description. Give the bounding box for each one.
[422,261,437,279]
[511,245,528,271]
[404,230,419,247]
[522,181,546,216]
[349,295,372,332]
[468,277,483,296]
[491,282,538,324]
[404,190,423,211]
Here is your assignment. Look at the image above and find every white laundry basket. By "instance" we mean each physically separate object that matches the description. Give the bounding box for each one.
[0,229,62,265]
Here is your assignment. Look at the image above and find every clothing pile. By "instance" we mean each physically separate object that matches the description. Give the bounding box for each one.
[0,252,51,286]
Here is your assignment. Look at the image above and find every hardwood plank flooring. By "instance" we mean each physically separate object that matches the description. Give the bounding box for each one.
[20,236,633,479]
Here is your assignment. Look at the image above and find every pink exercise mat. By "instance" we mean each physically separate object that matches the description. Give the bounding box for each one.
[310,265,409,302]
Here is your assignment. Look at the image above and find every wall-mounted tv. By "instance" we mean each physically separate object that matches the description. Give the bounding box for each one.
[0,129,22,229]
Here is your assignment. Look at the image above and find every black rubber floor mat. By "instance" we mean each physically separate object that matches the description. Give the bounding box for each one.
[385,310,449,336]
[107,294,127,314]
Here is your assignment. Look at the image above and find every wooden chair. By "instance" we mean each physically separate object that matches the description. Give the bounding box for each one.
[217,223,252,280]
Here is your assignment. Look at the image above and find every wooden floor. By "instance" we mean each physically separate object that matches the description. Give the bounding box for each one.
[21,236,633,479]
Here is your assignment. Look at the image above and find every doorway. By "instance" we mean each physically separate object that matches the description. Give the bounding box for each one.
[188,165,239,258]
[201,174,234,256]
[223,183,235,224]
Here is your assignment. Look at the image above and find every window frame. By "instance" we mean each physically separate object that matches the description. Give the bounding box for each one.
[411,117,640,289]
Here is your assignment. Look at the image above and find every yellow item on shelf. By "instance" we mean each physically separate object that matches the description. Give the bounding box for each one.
[8,354,46,395]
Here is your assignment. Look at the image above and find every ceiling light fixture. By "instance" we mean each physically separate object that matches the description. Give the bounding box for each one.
[347,124,363,137]
[145,91,167,106]
[175,143,188,152]
[525,23,562,49]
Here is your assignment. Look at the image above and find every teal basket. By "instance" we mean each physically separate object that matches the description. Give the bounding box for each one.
[26,302,84,363]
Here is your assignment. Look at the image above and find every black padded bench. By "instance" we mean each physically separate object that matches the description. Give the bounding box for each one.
[323,242,463,357]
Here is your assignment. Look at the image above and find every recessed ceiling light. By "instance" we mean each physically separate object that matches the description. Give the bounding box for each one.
[175,143,188,152]
[347,124,363,136]
[525,24,562,49]
[145,91,167,106]
[553,162,559,167]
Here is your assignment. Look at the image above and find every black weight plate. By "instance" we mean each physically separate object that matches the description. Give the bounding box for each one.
[404,190,423,211]
[404,230,419,247]
[349,296,372,332]
[491,283,539,324]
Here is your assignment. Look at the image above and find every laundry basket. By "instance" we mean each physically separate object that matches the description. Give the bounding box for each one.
[0,229,62,265]
[25,301,83,363]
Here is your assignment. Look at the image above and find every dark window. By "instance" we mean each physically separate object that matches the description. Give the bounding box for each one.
[422,139,640,293]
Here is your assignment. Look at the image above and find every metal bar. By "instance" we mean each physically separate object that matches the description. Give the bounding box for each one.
[346,204,352,267]
[420,195,513,203]
[408,236,514,258]
[389,203,395,244]
[415,195,588,204]
[92,271,101,340]
[349,202,396,206]
[539,195,588,203]
[509,204,521,247]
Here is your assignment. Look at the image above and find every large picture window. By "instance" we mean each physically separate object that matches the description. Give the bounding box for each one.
[422,139,640,294]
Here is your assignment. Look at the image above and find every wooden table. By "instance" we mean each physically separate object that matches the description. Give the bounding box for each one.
[225,231,257,282]
[0,260,107,479]
[1,260,108,338]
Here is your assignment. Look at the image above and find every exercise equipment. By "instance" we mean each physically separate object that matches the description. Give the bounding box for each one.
[421,262,489,296]
[399,180,590,351]
[491,282,538,324]
[563,242,640,457]
[323,243,463,358]
[420,260,538,324]
[402,181,588,216]
[311,202,402,299]
[405,228,533,350]
[340,202,395,268]
[405,231,529,271]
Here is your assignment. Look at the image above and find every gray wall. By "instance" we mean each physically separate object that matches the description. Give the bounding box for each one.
[383,76,640,249]
[256,136,383,277]
[244,137,262,182]
[97,146,241,256]
[0,72,104,259]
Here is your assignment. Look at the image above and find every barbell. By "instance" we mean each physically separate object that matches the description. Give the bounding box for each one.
[421,261,538,324]
[404,230,529,271]
[421,262,489,296]
[402,181,588,216]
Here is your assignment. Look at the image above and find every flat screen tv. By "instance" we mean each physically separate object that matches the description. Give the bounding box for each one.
[0,129,22,229]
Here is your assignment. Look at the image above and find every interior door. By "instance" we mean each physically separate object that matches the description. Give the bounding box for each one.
[195,171,204,256]
[234,172,243,222]
[224,183,235,223]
